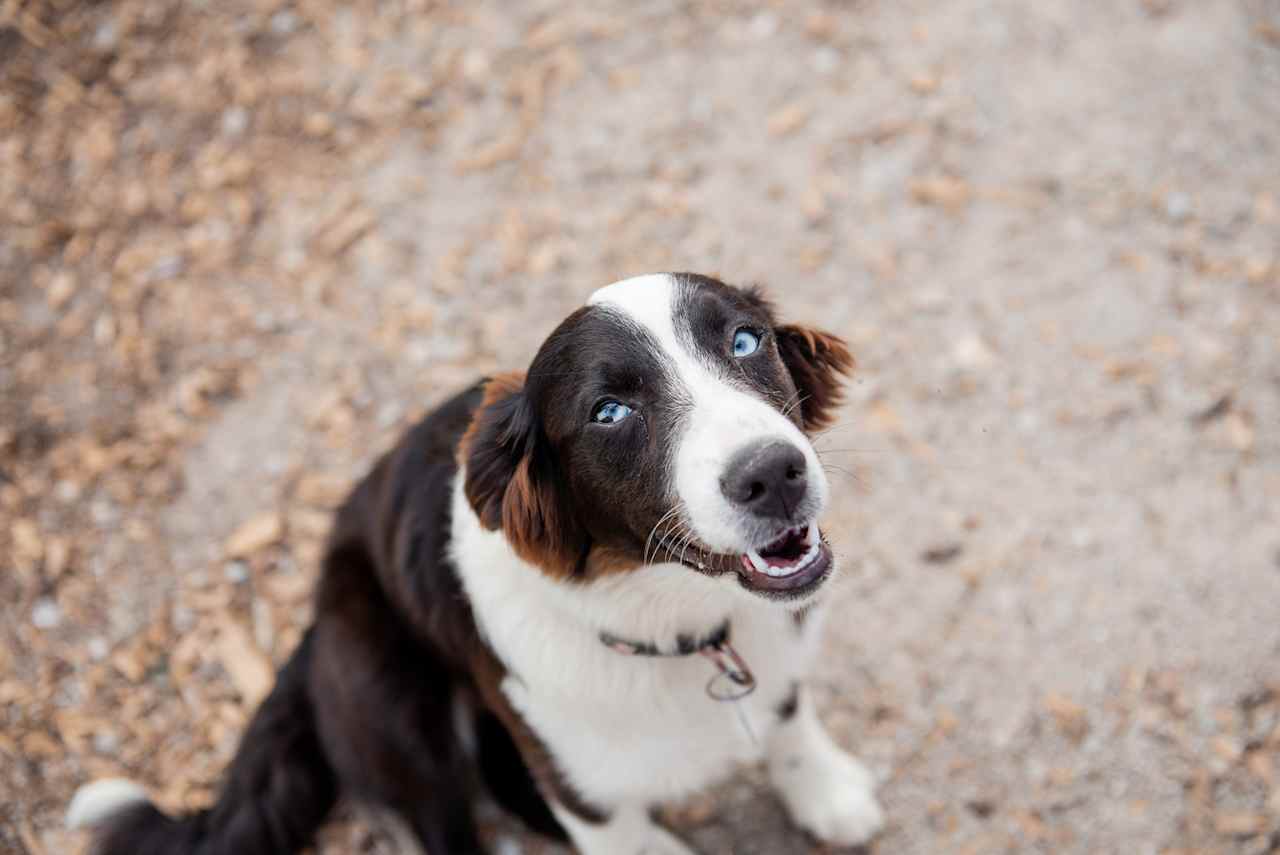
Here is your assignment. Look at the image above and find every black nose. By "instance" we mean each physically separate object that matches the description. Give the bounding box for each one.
[719,440,809,520]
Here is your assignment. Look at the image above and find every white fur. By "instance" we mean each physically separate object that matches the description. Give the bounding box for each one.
[450,274,881,852]
[588,274,828,553]
[453,474,819,805]
[768,694,885,846]
[66,778,149,829]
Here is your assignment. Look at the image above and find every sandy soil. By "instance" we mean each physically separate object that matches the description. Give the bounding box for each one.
[3,1,1280,853]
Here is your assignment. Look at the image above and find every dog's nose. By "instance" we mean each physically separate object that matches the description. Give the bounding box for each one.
[720,440,808,520]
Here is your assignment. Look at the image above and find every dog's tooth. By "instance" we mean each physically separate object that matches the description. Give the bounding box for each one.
[746,550,770,574]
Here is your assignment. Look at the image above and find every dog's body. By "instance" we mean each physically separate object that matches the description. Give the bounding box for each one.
[70,274,884,854]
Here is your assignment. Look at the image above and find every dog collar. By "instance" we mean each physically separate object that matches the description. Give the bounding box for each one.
[599,621,756,700]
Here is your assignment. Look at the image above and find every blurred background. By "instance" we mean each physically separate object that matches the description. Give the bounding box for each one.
[3,1,1279,852]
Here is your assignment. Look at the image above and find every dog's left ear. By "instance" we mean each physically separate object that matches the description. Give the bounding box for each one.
[461,373,585,576]
[775,323,855,432]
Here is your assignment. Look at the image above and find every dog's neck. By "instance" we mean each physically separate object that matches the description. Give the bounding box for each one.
[598,619,757,700]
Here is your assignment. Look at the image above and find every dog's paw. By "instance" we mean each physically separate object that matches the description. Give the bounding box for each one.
[771,750,884,847]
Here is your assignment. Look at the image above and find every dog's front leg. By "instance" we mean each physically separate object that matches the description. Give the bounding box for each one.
[551,804,697,855]
[766,686,884,847]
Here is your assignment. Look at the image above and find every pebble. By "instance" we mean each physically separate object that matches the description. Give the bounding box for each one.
[93,730,121,756]
[87,637,109,661]
[269,10,299,35]
[32,598,62,630]
[749,11,779,39]
[811,47,840,74]
[221,107,250,137]
[1165,191,1192,223]
[952,334,996,370]
[224,561,250,584]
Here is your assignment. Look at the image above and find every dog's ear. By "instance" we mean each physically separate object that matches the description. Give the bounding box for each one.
[774,324,855,432]
[461,373,584,576]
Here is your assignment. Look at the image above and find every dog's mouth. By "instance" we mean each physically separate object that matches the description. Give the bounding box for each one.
[658,522,832,601]
[738,523,831,595]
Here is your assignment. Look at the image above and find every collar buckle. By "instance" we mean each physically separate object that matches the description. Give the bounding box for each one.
[700,638,756,701]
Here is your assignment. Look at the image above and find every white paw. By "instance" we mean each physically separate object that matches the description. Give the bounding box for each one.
[771,751,885,847]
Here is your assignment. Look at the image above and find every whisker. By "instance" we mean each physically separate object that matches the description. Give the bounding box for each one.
[821,463,870,491]
[644,506,683,565]
[778,389,805,419]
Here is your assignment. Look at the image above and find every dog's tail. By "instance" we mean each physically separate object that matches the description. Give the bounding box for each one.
[68,627,338,855]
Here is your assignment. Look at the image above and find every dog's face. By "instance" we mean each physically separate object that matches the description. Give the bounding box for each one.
[462,274,853,602]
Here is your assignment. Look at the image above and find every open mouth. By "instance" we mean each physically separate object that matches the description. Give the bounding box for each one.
[737,523,831,596]
[656,521,832,600]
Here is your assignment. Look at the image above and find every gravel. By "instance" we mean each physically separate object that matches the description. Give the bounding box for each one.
[2,1,1278,853]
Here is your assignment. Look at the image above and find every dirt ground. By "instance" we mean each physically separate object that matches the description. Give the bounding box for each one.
[3,0,1280,853]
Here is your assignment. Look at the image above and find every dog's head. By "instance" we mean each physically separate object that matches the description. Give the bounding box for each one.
[461,273,853,602]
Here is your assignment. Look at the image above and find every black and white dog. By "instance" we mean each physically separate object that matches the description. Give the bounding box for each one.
[69,274,885,854]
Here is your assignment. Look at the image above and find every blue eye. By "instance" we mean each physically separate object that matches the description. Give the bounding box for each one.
[593,400,634,425]
[732,328,761,358]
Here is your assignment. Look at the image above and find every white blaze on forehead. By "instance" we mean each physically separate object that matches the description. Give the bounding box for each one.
[586,273,829,554]
[586,273,684,353]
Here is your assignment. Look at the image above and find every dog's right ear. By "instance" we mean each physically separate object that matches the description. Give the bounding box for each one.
[460,373,583,575]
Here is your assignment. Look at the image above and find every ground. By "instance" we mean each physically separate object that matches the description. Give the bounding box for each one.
[3,1,1280,853]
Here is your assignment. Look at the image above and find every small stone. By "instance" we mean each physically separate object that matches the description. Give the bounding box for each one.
[952,334,996,370]
[1164,191,1192,223]
[224,561,250,584]
[811,47,840,74]
[221,107,249,137]
[32,598,61,629]
[269,10,299,34]
[92,730,120,756]
[87,637,109,661]
[749,11,779,39]
[93,21,117,50]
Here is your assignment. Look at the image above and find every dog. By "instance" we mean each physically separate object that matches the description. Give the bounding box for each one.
[68,273,885,854]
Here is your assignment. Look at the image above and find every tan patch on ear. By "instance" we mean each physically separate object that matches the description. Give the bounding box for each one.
[777,324,856,432]
[459,371,584,578]
[456,371,526,466]
[501,456,575,575]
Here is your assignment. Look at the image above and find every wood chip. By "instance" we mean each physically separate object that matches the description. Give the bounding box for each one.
[910,176,971,212]
[1045,692,1090,743]
[1213,812,1266,836]
[294,473,350,508]
[224,512,284,558]
[214,619,274,709]
[767,103,810,137]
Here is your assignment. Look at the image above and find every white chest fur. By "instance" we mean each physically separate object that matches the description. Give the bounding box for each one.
[449,478,827,807]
